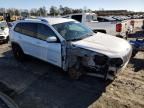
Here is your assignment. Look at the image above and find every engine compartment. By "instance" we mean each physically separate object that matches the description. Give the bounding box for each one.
[65,44,124,80]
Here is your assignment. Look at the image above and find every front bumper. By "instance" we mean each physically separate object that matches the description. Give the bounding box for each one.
[0,35,7,41]
[86,50,132,80]
[107,49,132,79]
[108,60,129,76]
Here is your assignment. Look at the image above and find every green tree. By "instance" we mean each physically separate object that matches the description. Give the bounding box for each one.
[50,6,59,16]
[38,6,47,16]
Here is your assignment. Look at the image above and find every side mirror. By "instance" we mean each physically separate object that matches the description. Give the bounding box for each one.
[46,36,57,43]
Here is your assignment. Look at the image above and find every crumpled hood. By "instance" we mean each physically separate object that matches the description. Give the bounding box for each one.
[72,32,131,58]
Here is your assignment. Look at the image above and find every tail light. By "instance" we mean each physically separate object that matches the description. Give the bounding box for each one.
[116,23,122,32]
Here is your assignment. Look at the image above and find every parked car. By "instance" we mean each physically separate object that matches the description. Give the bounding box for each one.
[130,39,144,57]
[10,17,132,80]
[62,13,132,38]
[0,21,9,43]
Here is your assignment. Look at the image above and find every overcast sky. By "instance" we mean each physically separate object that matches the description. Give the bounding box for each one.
[0,0,144,12]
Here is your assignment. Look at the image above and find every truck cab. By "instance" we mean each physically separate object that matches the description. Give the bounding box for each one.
[62,13,132,38]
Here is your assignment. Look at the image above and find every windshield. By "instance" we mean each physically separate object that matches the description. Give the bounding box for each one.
[53,21,93,41]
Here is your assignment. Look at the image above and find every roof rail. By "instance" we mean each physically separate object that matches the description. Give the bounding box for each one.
[24,17,48,23]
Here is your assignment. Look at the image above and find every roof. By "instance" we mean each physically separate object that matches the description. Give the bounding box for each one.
[44,17,76,25]
[24,17,76,25]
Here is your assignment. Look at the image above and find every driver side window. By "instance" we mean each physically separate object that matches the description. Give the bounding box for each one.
[37,23,57,41]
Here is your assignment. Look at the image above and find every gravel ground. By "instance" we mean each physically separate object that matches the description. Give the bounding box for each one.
[0,43,144,108]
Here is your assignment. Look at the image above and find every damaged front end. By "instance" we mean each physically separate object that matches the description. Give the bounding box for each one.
[65,44,128,80]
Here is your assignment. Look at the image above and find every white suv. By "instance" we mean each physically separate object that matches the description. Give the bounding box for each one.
[10,17,132,80]
[0,21,9,43]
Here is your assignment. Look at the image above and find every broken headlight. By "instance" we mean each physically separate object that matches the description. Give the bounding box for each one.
[94,55,108,65]
[110,58,123,67]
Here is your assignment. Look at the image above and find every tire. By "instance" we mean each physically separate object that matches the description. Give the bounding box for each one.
[12,44,25,61]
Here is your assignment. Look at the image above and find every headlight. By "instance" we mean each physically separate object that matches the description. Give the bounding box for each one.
[110,58,123,67]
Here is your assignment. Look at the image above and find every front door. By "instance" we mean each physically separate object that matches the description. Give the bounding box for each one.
[36,23,62,67]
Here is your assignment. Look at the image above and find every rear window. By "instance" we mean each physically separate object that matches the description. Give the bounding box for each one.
[21,23,37,37]
[14,22,57,41]
[86,15,97,21]
[14,22,37,38]
[71,15,82,22]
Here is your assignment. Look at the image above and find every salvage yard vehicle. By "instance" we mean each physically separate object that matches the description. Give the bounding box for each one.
[130,38,144,57]
[10,17,132,80]
[62,13,132,38]
[0,21,9,43]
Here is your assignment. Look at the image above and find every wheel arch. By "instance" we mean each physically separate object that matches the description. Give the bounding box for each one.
[11,42,24,52]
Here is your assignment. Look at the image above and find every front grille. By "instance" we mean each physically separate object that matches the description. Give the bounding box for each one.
[0,36,4,40]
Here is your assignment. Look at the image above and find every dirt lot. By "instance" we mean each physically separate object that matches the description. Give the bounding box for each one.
[0,43,144,108]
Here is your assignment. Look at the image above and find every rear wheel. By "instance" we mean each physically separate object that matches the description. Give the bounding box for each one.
[12,44,25,61]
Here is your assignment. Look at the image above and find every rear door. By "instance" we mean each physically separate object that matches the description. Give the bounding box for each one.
[17,22,41,58]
